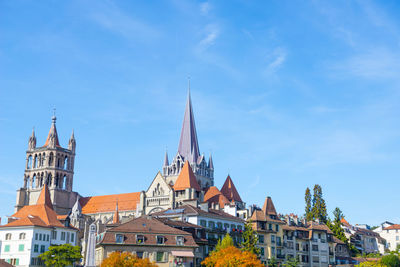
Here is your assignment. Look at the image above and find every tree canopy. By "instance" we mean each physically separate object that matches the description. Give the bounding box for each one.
[101,252,156,267]
[202,246,264,267]
[215,233,234,252]
[39,244,82,267]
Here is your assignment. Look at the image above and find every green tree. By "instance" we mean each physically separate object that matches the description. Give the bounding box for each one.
[311,184,328,223]
[215,233,234,252]
[268,257,278,267]
[380,254,400,267]
[241,220,261,256]
[39,244,82,267]
[284,256,299,267]
[305,187,313,221]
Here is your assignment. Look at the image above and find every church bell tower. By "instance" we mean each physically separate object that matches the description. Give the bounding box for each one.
[15,114,79,215]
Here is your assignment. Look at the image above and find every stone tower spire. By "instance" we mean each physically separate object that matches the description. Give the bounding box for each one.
[177,90,200,164]
[208,154,214,169]
[68,129,76,152]
[112,201,120,224]
[44,114,60,148]
[28,128,36,150]
[163,150,169,167]
[16,114,78,215]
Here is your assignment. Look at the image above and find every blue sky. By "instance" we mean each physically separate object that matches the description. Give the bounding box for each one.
[1,0,400,226]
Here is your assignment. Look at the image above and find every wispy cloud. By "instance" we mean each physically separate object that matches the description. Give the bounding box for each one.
[264,47,287,75]
[89,1,160,42]
[197,24,219,52]
[200,2,211,15]
[330,48,400,79]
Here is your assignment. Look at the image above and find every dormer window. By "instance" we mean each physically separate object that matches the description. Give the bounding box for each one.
[115,234,124,244]
[176,236,184,246]
[157,236,165,245]
[136,235,145,244]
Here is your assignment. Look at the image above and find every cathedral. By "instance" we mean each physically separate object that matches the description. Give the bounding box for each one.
[13,89,248,261]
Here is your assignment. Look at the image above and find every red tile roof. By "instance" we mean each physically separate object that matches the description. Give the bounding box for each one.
[204,186,230,208]
[262,197,277,216]
[383,224,400,230]
[1,186,65,228]
[220,175,242,203]
[80,192,140,214]
[173,161,201,191]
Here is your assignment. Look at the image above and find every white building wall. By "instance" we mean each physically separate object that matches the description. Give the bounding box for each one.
[379,229,400,252]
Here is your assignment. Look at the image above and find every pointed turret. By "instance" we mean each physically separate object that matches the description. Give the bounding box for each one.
[208,154,214,169]
[112,201,120,224]
[173,161,201,191]
[44,115,60,148]
[262,196,277,217]
[177,90,200,164]
[220,175,243,203]
[163,150,169,167]
[36,184,53,209]
[70,196,81,218]
[68,129,76,152]
[28,128,36,150]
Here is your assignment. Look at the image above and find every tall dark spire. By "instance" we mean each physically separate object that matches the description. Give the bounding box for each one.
[178,89,200,164]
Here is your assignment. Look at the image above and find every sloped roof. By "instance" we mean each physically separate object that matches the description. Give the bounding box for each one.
[36,184,53,209]
[204,186,229,208]
[250,209,283,223]
[1,186,65,228]
[341,218,351,226]
[262,197,277,216]
[80,192,140,214]
[384,224,400,230]
[220,175,242,203]
[43,117,61,147]
[173,161,201,191]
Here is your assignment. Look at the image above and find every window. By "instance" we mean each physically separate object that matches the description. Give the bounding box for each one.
[176,236,184,246]
[271,235,275,243]
[259,234,264,244]
[200,220,207,227]
[275,225,279,232]
[136,251,144,258]
[208,221,215,229]
[302,255,309,263]
[5,233,11,240]
[296,243,300,251]
[313,256,319,263]
[61,232,66,240]
[47,235,49,241]
[19,233,26,239]
[18,244,24,252]
[52,231,57,240]
[8,259,18,265]
[276,236,282,246]
[271,247,275,256]
[40,245,45,253]
[231,224,236,230]
[269,224,272,230]
[217,222,223,229]
[136,235,145,244]
[312,245,319,251]
[396,236,399,241]
[224,223,229,229]
[71,233,74,243]
[34,244,39,253]
[116,234,124,244]
[157,236,165,245]
[4,245,10,252]
[35,233,38,240]
[260,247,265,256]
[39,234,42,241]
[237,225,242,231]
[156,252,167,262]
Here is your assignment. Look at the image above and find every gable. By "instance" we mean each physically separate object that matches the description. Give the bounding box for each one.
[146,172,172,197]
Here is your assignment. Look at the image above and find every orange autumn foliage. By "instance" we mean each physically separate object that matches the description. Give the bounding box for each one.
[101,252,157,267]
[202,246,264,267]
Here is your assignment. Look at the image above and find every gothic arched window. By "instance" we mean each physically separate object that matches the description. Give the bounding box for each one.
[27,155,32,169]
[64,156,68,170]
[32,174,36,189]
[34,155,37,168]
[49,152,54,166]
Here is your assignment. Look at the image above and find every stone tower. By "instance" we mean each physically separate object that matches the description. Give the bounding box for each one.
[15,115,79,215]
[162,90,214,189]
